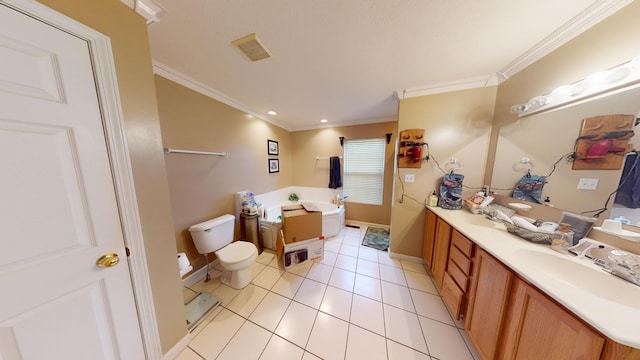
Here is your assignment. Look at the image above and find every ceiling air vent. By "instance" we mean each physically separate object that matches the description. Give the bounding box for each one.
[232,33,272,62]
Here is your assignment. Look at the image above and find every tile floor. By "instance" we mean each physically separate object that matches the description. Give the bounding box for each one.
[177,226,480,360]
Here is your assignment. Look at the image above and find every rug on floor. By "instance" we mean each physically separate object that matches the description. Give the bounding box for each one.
[362,226,390,251]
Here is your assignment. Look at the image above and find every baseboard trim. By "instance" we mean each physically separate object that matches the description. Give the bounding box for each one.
[162,333,192,360]
[182,259,221,287]
[345,219,390,230]
[388,251,424,264]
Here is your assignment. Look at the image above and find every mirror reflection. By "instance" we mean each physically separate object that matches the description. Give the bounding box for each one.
[490,84,640,225]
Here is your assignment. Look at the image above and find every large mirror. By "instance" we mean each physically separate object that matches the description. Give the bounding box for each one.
[490,83,640,225]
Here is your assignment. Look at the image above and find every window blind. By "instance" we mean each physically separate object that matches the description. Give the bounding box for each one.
[343,138,385,205]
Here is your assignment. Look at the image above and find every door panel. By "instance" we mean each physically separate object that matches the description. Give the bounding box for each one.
[0,282,119,360]
[0,33,64,101]
[0,121,92,268]
[0,4,144,359]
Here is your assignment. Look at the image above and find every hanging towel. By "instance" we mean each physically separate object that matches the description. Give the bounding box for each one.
[439,173,464,209]
[512,174,547,204]
[328,156,342,189]
[614,152,640,208]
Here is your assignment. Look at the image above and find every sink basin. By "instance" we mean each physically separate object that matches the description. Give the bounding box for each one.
[515,248,640,307]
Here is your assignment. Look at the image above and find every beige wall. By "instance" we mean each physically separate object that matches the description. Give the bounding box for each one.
[155,76,293,270]
[487,1,640,185]
[37,0,186,354]
[291,122,398,225]
[392,87,497,257]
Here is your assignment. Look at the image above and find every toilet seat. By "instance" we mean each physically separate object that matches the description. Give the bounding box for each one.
[216,241,256,263]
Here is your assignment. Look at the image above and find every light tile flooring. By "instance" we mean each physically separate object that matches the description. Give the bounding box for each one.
[178,226,480,360]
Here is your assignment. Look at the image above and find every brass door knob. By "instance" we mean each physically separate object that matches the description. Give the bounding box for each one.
[96,253,120,268]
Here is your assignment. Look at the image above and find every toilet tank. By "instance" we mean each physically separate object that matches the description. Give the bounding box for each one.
[188,214,235,254]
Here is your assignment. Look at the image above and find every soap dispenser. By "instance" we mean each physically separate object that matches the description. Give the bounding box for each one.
[428,191,438,207]
[551,223,573,254]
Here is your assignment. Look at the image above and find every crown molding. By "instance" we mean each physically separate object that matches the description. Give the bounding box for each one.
[120,0,166,24]
[290,115,398,132]
[498,0,633,80]
[152,61,292,131]
[397,74,498,100]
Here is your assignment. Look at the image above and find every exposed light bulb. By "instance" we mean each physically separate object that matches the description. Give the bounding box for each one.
[550,85,574,97]
[510,104,530,114]
[528,96,548,109]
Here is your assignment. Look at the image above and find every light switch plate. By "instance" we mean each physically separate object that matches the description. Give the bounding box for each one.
[577,178,599,190]
[405,174,415,183]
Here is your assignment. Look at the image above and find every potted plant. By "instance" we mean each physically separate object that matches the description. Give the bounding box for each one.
[288,193,299,202]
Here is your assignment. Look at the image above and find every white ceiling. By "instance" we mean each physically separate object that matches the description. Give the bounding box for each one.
[146,0,627,131]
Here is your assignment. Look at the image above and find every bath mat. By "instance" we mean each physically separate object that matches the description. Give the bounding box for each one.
[362,226,390,251]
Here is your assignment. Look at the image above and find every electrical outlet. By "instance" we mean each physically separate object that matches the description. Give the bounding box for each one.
[404,174,415,183]
[577,178,599,190]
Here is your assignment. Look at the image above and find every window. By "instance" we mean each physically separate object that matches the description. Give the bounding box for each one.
[343,138,386,205]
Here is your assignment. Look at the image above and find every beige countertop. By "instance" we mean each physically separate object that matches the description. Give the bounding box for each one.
[427,206,640,349]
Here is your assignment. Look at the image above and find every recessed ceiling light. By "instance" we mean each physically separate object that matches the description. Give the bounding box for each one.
[268,110,278,116]
[320,119,328,123]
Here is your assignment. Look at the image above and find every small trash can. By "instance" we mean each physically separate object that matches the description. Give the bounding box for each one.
[240,213,263,254]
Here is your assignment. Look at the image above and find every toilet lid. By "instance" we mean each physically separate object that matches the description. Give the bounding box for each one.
[216,241,256,263]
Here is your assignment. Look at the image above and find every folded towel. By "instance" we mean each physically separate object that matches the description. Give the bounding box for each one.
[328,156,342,189]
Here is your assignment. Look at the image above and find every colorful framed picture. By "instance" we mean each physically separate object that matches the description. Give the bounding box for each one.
[267,140,279,155]
[268,159,279,173]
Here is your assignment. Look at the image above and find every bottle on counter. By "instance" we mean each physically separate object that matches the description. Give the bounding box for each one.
[428,191,438,207]
[550,223,574,254]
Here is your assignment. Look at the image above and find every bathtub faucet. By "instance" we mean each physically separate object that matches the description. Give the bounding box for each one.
[334,194,348,206]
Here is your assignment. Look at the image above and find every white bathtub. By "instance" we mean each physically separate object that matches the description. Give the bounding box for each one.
[260,201,345,250]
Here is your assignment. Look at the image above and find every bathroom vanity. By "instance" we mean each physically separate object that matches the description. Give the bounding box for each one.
[423,207,640,360]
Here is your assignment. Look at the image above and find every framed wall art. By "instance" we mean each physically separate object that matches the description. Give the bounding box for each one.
[268,159,279,173]
[267,140,279,156]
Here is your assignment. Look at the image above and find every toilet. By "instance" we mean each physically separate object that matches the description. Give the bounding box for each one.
[188,214,258,289]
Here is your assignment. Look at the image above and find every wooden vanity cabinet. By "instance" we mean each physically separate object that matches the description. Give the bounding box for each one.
[422,209,437,268]
[601,342,640,359]
[425,211,640,359]
[465,249,514,360]
[442,230,475,320]
[499,277,604,360]
[422,208,452,288]
[432,217,452,288]
[424,210,475,319]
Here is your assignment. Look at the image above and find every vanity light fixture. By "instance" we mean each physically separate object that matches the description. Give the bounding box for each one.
[511,55,640,117]
[320,119,328,123]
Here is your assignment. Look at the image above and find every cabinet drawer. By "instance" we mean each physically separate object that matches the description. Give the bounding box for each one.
[450,245,473,275]
[447,258,469,291]
[442,272,464,319]
[452,230,474,257]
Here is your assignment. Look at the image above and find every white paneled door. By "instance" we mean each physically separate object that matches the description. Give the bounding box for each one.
[0,3,145,359]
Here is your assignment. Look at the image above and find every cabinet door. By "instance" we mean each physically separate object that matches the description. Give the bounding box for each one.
[422,209,437,269]
[442,271,464,318]
[432,217,452,288]
[501,278,604,360]
[465,249,513,360]
[601,341,640,360]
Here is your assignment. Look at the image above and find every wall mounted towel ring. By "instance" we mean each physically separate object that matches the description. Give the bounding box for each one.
[445,158,463,172]
[513,157,534,173]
